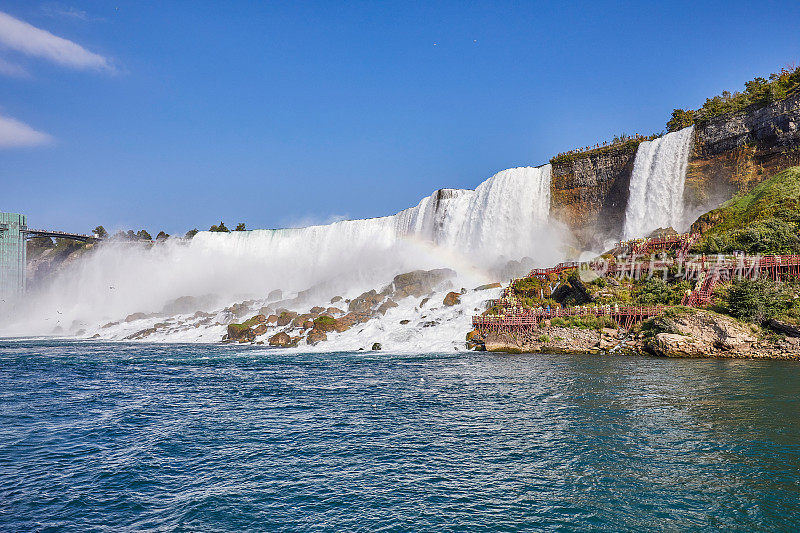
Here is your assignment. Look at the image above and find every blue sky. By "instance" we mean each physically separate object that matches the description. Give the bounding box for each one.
[1,0,799,235]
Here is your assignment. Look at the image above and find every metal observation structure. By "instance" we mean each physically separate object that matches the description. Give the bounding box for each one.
[0,211,100,302]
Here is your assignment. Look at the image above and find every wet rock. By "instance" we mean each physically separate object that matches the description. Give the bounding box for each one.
[276,311,298,327]
[400,319,410,325]
[326,307,344,315]
[302,320,314,330]
[101,321,119,329]
[313,316,338,332]
[125,312,149,323]
[267,289,283,301]
[226,300,255,318]
[269,331,293,347]
[227,324,255,342]
[309,306,326,315]
[258,306,275,317]
[266,314,278,324]
[443,292,461,306]
[307,328,328,345]
[247,314,267,325]
[330,296,343,304]
[371,342,382,351]
[126,327,157,340]
[420,297,430,307]
[348,290,381,314]
[253,324,268,336]
[333,313,367,332]
[389,269,456,299]
[292,314,314,328]
[377,299,398,315]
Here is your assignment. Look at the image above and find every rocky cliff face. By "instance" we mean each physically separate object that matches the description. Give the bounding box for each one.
[550,92,800,248]
[549,144,638,248]
[684,91,800,221]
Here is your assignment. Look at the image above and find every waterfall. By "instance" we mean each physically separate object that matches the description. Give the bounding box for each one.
[9,165,557,333]
[622,126,694,239]
[194,164,553,271]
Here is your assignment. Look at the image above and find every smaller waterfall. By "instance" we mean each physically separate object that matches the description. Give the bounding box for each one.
[622,126,694,239]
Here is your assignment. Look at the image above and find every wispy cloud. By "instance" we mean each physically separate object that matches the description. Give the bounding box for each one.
[0,56,29,78]
[0,113,53,147]
[41,4,103,22]
[0,10,113,72]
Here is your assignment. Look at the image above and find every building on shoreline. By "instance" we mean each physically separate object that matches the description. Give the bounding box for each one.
[0,212,27,302]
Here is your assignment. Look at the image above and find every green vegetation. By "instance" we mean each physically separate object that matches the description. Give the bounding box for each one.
[551,315,618,330]
[549,134,659,165]
[93,225,108,239]
[136,230,152,241]
[314,315,336,327]
[694,166,800,254]
[235,223,246,231]
[724,278,793,323]
[666,108,695,132]
[667,65,800,131]
[634,278,692,306]
[210,221,230,232]
[156,231,169,240]
[185,228,199,239]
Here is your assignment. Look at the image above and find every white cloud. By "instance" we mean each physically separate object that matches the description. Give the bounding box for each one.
[0,10,112,72]
[0,114,53,147]
[41,4,103,23]
[0,56,29,77]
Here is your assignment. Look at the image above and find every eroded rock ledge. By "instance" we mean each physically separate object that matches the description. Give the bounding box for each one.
[470,309,800,360]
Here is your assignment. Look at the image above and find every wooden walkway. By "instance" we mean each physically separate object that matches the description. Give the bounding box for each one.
[473,305,666,331]
[475,246,800,332]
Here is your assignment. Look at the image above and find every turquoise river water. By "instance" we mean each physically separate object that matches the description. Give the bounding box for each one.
[1,339,799,531]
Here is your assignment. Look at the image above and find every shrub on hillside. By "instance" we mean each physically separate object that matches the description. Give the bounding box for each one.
[697,218,800,254]
[725,278,792,322]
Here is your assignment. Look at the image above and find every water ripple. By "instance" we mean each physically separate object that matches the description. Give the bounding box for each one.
[1,340,799,531]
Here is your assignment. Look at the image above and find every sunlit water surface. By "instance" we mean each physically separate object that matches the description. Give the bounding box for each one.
[1,340,799,531]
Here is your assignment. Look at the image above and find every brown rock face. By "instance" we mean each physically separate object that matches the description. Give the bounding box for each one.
[227,324,255,342]
[348,290,381,314]
[326,307,344,315]
[646,310,757,357]
[309,306,325,315]
[389,269,455,299]
[276,312,297,327]
[377,299,398,315]
[248,314,266,325]
[266,314,279,324]
[550,143,638,248]
[474,282,502,291]
[306,328,328,345]
[253,324,268,336]
[302,320,314,330]
[443,292,461,306]
[125,312,149,322]
[685,92,800,222]
[269,331,294,347]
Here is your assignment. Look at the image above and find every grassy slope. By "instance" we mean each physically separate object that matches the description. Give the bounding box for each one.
[696,166,800,235]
